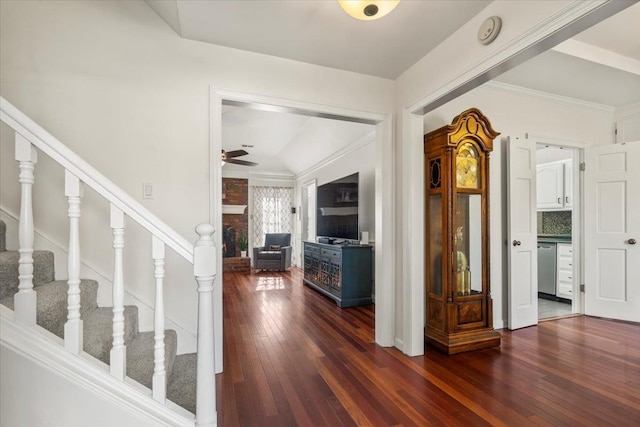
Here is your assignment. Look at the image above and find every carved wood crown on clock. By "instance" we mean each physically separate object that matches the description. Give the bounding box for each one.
[423,107,501,355]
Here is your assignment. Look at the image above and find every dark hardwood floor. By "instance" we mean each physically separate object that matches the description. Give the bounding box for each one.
[216,268,640,426]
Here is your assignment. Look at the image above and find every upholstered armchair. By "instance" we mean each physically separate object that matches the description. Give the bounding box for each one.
[253,233,292,271]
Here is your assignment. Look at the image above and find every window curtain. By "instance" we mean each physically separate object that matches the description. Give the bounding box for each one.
[251,186,293,249]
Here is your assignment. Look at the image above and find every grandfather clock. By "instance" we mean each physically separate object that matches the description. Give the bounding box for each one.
[424,108,501,354]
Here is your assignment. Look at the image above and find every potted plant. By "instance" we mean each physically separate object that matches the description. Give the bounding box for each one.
[238,229,248,258]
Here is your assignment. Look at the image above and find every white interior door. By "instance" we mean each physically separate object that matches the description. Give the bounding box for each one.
[584,141,640,322]
[507,135,538,329]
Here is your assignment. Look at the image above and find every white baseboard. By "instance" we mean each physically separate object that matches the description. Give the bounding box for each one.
[394,337,404,352]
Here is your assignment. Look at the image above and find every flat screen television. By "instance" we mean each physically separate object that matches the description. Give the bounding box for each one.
[316,173,359,242]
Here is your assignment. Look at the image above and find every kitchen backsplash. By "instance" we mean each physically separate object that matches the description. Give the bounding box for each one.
[537,210,572,235]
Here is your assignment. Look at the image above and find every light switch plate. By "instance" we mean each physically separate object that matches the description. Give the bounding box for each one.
[143,182,153,199]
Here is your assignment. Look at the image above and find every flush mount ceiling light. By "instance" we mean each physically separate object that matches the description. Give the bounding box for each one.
[338,0,400,21]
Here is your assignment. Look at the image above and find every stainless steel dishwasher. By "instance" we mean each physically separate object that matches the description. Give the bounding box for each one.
[537,242,557,295]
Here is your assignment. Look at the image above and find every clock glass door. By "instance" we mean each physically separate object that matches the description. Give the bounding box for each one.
[455,194,483,295]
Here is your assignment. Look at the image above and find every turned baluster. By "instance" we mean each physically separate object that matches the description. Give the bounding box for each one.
[64,170,84,354]
[194,223,217,427]
[14,134,38,326]
[152,236,166,402]
[110,205,126,379]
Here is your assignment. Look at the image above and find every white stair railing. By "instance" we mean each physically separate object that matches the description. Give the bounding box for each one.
[14,134,37,326]
[0,96,217,425]
[110,205,127,380]
[152,236,167,403]
[64,170,84,354]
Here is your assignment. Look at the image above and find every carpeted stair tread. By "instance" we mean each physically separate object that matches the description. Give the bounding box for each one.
[126,330,178,389]
[0,220,5,252]
[0,220,197,415]
[167,353,197,414]
[0,250,55,300]
[83,306,139,364]
[0,279,99,338]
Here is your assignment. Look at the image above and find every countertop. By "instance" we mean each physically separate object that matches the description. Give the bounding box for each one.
[538,234,572,243]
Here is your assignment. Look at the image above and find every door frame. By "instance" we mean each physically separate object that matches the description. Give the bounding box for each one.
[529,135,585,317]
[300,179,317,263]
[210,88,395,372]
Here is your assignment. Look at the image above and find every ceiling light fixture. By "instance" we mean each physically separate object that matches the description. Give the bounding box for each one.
[338,0,400,21]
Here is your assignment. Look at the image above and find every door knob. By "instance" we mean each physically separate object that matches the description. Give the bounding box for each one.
[628,238,637,245]
[512,240,521,247]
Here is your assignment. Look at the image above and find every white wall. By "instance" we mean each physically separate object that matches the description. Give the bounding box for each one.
[422,83,614,328]
[294,139,376,265]
[0,346,160,427]
[0,0,394,339]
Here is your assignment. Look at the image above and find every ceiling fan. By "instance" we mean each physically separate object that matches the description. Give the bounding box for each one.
[221,149,258,167]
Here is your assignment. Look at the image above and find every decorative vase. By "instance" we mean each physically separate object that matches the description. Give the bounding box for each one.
[241,250,247,258]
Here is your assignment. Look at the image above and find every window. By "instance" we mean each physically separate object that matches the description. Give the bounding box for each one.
[251,186,293,249]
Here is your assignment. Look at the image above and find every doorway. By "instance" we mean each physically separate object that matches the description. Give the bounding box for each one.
[534,142,580,321]
[210,88,395,372]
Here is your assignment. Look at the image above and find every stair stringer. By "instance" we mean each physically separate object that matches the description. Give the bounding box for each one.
[0,305,194,427]
[0,209,197,354]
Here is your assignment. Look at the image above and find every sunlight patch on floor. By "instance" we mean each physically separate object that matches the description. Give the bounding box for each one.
[256,276,285,291]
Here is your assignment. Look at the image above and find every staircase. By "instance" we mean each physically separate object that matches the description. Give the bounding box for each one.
[0,218,196,413]
[0,97,217,426]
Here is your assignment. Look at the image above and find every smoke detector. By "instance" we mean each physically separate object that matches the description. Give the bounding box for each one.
[478,16,502,45]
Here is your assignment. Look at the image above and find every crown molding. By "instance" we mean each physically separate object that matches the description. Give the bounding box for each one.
[552,39,640,76]
[615,101,640,117]
[484,81,615,112]
[294,130,376,180]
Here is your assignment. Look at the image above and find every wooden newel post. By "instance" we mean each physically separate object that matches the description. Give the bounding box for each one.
[14,134,37,326]
[193,223,217,427]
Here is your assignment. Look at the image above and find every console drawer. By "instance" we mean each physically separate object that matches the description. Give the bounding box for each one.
[321,248,341,259]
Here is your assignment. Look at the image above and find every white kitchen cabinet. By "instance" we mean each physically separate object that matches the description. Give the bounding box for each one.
[563,160,573,209]
[556,243,573,300]
[537,160,572,210]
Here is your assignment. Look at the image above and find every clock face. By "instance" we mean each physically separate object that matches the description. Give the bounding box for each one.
[456,143,480,189]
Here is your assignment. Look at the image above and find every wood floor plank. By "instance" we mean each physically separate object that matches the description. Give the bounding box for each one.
[215,268,640,426]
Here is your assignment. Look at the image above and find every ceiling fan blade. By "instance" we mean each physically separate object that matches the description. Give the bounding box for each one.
[223,149,249,159]
[226,158,258,166]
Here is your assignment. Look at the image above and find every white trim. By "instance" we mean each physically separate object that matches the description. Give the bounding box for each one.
[528,134,588,149]
[216,89,384,124]
[211,87,395,348]
[0,309,195,427]
[374,114,395,347]
[401,109,425,357]
[484,81,615,113]
[209,88,224,374]
[552,39,640,76]
[295,131,376,179]
[393,337,404,351]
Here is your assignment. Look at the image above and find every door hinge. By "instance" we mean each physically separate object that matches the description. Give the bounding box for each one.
[579,162,586,172]
[580,284,585,292]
